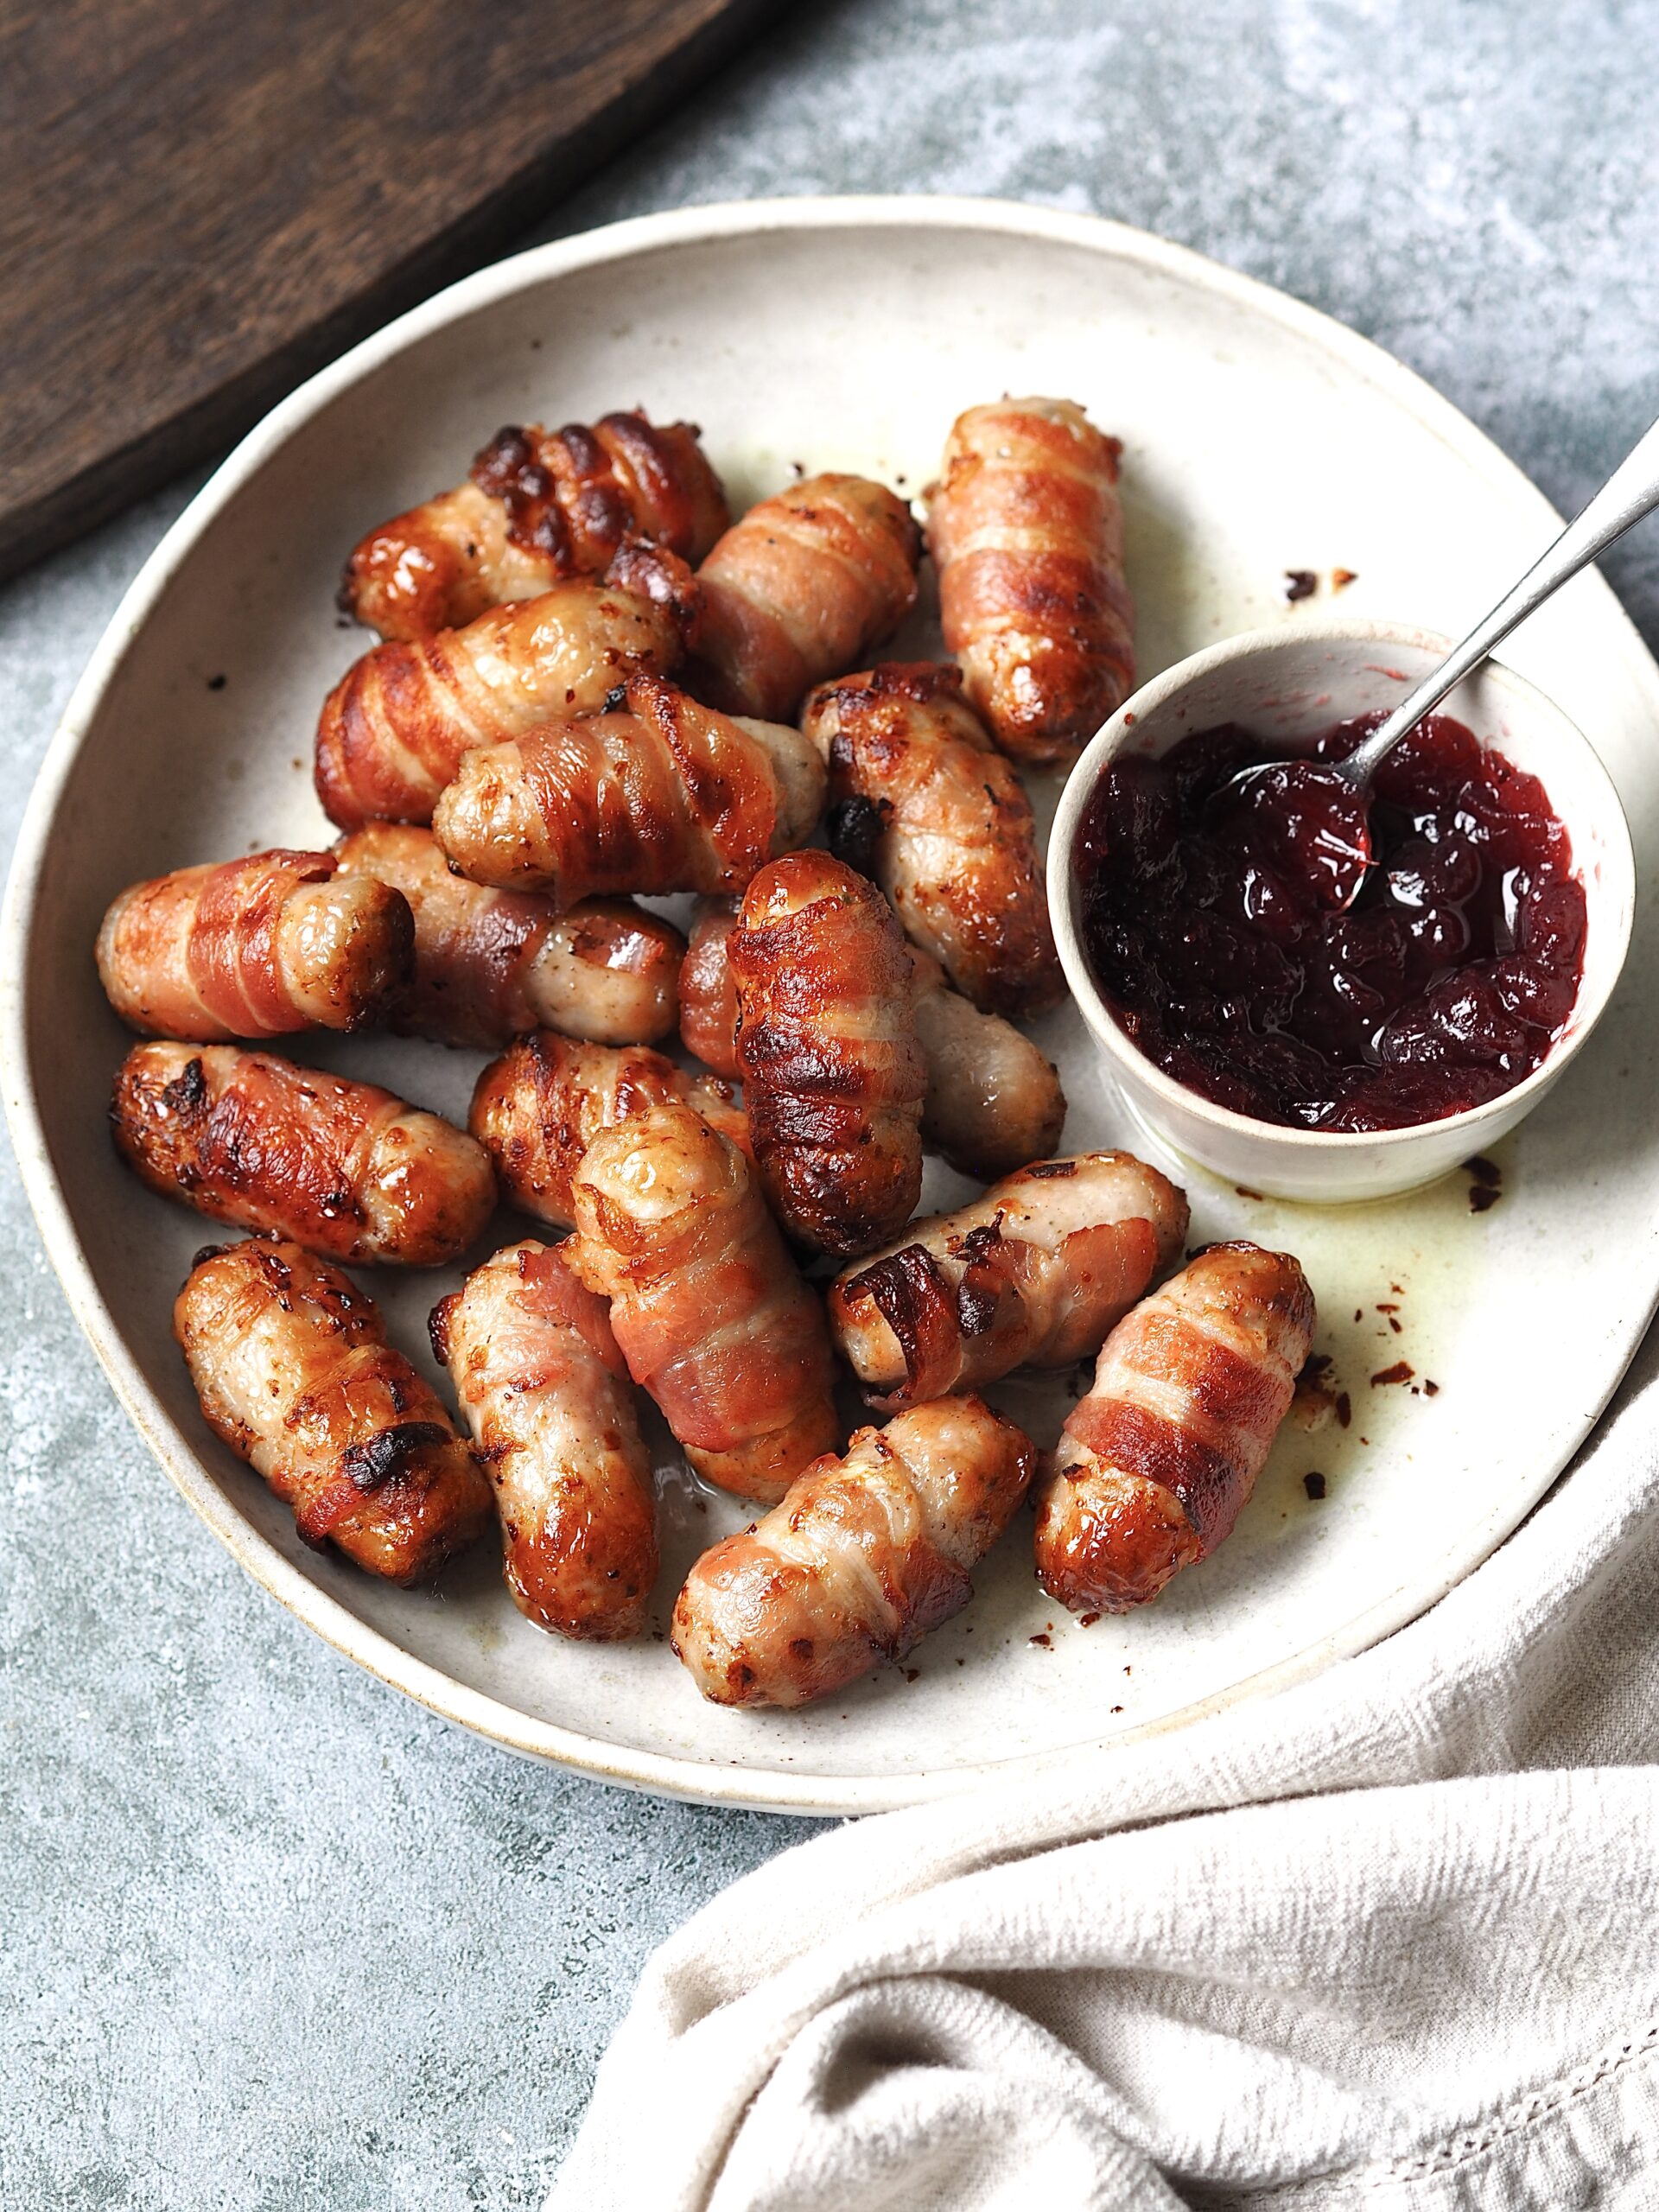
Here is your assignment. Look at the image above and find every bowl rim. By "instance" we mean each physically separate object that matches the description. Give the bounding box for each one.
[4,194,1657,1815]
[1047,614,1637,1160]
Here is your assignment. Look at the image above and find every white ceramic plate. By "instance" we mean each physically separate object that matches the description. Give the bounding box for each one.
[7,199,1658,1816]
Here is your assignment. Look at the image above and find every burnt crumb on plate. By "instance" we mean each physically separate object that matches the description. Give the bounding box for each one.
[1029,1632,1051,1649]
[1370,1360,1414,1387]
[1464,1154,1503,1212]
[1424,1378,1441,1397]
[1291,1351,1339,1430]
[1303,1471,1327,1500]
[1283,569,1318,602]
[1332,567,1359,591]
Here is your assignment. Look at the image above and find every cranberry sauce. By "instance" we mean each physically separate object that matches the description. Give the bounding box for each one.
[1074,713,1586,1133]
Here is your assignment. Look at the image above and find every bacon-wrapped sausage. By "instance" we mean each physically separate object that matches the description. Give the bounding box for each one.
[431,1240,658,1639]
[340,413,729,640]
[113,1043,495,1265]
[680,901,1062,1184]
[175,1238,492,1581]
[686,474,921,722]
[1034,1242,1315,1613]
[315,543,696,830]
[334,823,683,1049]
[468,1029,747,1232]
[672,1395,1035,1708]
[829,1152,1188,1411]
[805,662,1063,1016]
[431,674,823,905]
[927,397,1134,768]
[568,1100,838,1502]
[95,849,411,1042]
[732,854,924,1255]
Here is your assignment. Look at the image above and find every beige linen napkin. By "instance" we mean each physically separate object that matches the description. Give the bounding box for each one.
[549,1328,1659,2210]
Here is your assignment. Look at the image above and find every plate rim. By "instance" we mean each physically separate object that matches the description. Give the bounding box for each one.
[7,192,1657,1815]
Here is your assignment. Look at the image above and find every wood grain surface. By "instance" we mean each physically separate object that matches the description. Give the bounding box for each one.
[0,0,781,582]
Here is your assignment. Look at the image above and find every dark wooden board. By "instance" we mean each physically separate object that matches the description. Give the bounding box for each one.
[0,0,783,582]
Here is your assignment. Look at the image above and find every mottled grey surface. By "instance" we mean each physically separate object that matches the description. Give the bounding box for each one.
[6,2,1659,2202]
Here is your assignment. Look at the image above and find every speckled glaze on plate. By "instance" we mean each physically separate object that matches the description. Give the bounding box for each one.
[5,198,1657,1815]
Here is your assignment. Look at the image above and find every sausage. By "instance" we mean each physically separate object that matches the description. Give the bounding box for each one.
[567,1099,839,1502]
[315,542,696,829]
[1034,1242,1316,1613]
[804,661,1064,1016]
[677,898,745,1077]
[468,1029,747,1232]
[340,413,729,640]
[908,952,1066,1180]
[430,674,824,905]
[112,1042,496,1265]
[175,1238,493,1581]
[926,397,1135,767]
[95,849,412,1041]
[671,1395,1036,1708]
[829,1152,1189,1410]
[334,823,683,1049]
[731,854,924,1255]
[685,474,921,721]
[680,901,1063,1184]
[431,1239,658,1639]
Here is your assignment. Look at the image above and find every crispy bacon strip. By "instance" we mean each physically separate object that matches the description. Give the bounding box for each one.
[315,543,696,830]
[468,1029,747,1232]
[112,1042,495,1265]
[334,823,683,1049]
[431,1240,658,1640]
[805,661,1063,1015]
[680,901,1063,1183]
[567,1100,838,1503]
[927,397,1135,767]
[829,1151,1189,1410]
[732,854,922,1255]
[686,474,921,721]
[671,1395,1036,1707]
[1034,1242,1315,1613]
[175,1238,492,1581]
[96,849,411,1041]
[340,412,729,640]
[431,673,824,906]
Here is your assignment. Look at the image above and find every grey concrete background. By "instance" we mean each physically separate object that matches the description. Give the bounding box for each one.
[6,3,1659,2203]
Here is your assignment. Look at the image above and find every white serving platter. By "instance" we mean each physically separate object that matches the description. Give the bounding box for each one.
[5,198,1656,1815]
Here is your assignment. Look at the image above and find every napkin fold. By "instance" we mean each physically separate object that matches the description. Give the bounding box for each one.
[550,1327,1659,2210]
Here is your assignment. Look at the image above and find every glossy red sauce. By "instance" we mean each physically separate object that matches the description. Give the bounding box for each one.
[1075,713,1586,1131]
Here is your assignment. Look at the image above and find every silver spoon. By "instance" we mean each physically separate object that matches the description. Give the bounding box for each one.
[1214,410,1659,910]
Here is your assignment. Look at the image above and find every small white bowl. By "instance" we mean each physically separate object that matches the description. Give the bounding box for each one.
[1048,620,1637,1204]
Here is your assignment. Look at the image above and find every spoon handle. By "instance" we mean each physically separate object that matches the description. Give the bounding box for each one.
[1342,410,1659,786]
